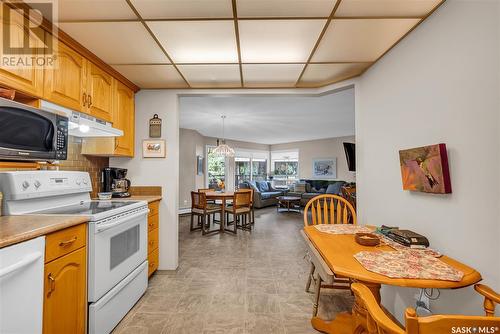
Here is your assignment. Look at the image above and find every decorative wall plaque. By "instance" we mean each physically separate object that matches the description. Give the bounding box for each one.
[149,114,162,138]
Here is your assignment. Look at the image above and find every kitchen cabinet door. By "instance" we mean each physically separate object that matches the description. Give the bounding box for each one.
[43,247,87,334]
[43,42,87,112]
[112,79,135,157]
[87,62,113,122]
[0,8,44,97]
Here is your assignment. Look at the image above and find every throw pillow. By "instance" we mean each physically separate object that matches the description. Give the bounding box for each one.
[306,183,312,192]
[295,183,307,193]
[326,183,342,195]
[256,181,269,192]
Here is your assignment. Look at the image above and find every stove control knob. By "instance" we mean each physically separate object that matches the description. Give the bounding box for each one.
[34,180,41,189]
[83,179,88,185]
[22,181,30,189]
[76,180,81,186]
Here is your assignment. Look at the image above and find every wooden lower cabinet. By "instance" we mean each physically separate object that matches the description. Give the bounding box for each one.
[148,201,160,277]
[43,226,87,334]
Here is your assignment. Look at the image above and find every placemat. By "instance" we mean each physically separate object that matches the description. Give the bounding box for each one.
[314,224,373,235]
[354,250,464,281]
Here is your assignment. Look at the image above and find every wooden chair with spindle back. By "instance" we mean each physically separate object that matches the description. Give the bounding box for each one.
[303,194,357,316]
[226,190,252,233]
[190,191,221,235]
[351,282,500,334]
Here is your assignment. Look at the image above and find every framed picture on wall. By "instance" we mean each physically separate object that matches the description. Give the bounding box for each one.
[197,155,203,175]
[312,158,337,179]
[143,140,166,158]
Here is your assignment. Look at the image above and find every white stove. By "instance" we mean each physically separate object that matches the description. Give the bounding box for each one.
[0,171,149,334]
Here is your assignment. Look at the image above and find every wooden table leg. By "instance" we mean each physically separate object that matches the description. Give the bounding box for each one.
[220,198,226,232]
[310,281,381,334]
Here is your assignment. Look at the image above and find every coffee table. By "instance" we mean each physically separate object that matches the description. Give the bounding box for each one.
[276,196,301,213]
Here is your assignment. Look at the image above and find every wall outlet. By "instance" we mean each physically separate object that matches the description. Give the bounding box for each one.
[183,199,188,205]
[414,290,431,315]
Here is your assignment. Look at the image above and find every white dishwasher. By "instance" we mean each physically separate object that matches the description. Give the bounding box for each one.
[0,236,45,334]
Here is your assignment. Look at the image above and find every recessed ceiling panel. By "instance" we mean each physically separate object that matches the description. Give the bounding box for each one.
[131,0,233,19]
[242,64,304,87]
[239,20,326,62]
[147,21,238,63]
[298,63,370,87]
[112,65,188,88]
[178,65,241,87]
[237,0,337,18]
[60,22,169,64]
[58,0,137,21]
[335,0,442,17]
[312,18,419,62]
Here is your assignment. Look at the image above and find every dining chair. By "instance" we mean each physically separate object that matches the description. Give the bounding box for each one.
[226,190,252,233]
[238,188,254,225]
[351,282,500,334]
[190,191,221,235]
[303,194,357,316]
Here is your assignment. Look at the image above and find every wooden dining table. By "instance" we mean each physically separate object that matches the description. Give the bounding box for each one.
[205,191,235,234]
[302,225,482,334]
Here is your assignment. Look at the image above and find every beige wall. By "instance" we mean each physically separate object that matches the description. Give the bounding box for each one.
[271,136,355,182]
[179,128,205,209]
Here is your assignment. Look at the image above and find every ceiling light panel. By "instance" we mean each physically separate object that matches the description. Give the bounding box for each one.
[236,0,338,18]
[60,22,169,64]
[58,0,137,21]
[130,0,233,19]
[242,64,304,87]
[335,0,442,17]
[239,20,326,62]
[147,21,238,63]
[178,65,241,88]
[112,65,187,88]
[312,18,419,62]
[298,63,370,87]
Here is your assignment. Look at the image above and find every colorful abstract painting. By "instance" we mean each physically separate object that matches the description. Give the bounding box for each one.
[399,143,451,194]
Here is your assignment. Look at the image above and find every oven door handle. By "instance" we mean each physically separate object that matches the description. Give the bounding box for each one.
[95,210,149,233]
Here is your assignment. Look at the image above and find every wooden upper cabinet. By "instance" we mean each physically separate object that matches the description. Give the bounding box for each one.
[0,7,44,97]
[43,42,87,112]
[87,62,113,122]
[112,79,135,156]
[43,246,87,334]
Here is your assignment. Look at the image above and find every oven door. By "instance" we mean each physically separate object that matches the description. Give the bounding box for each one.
[88,207,148,302]
[0,103,58,161]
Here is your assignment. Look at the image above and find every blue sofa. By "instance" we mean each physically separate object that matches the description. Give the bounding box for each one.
[239,181,285,208]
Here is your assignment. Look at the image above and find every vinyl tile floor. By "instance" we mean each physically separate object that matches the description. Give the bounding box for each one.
[112,207,354,334]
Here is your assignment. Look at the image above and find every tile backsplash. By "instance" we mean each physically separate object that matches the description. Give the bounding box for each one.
[0,137,108,198]
[58,136,109,197]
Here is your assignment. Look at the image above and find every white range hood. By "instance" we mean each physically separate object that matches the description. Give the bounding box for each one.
[41,100,123,137]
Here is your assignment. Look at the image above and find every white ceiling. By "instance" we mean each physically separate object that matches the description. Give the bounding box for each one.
[56,0,444,89]
[179,88,354,145]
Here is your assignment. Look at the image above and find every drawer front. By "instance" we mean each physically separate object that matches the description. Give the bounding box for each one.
[148,214,159,232]
[46,224,87,263]
[148,248,159,277]
[148,201,159,217]
[148,228,159,254]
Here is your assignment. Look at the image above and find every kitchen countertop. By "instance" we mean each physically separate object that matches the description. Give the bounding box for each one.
[93,195,163,203]
[0,215,89,249]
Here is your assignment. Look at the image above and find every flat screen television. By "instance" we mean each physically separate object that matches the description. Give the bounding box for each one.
[343,142,355,172]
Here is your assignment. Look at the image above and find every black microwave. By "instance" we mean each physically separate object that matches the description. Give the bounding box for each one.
[0,98,68,162]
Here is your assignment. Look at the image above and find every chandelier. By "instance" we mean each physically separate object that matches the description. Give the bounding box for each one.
[213,115,235,157]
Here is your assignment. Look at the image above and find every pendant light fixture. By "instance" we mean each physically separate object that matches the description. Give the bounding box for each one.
[213,115,235,157]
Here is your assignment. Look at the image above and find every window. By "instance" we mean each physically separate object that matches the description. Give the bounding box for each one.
[235,157,251,186]
[252,159,267,182]
[271,150,299,186]
[207,146,225,190]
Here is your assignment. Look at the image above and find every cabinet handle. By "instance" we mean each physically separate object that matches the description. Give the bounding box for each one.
[87,95,92,108]
[48,273,55,295]
[59,236,77,247]
[82,93,87,106]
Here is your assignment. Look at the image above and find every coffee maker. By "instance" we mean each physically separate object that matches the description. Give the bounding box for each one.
[102,167,131,198]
